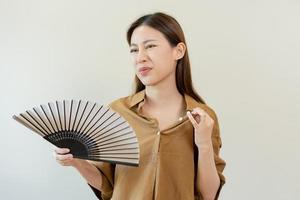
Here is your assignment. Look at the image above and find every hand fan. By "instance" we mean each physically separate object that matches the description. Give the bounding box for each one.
[13,100,139,166]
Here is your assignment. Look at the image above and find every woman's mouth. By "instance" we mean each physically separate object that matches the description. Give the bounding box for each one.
[138,67,152,76]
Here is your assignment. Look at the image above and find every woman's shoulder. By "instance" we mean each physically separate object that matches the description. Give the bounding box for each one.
[199,102,218,120]
[107,93,137,111]
[185,94,218,120]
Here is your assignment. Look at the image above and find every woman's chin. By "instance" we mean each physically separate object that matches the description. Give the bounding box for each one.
[138,77,155,86]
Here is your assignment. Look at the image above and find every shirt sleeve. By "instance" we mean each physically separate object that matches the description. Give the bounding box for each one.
[210,109,226,199]
[87,161,115,200]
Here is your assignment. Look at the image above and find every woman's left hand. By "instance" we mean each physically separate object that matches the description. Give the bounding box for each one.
[187,107,214,147]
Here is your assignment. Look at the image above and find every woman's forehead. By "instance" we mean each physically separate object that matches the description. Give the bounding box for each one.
[130,25,165,45]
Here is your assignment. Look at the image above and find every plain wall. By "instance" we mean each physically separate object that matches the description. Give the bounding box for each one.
[0,0,299,199]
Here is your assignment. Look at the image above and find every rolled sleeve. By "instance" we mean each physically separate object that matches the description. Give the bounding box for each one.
[211,110,226,199]
[87,161,115,200]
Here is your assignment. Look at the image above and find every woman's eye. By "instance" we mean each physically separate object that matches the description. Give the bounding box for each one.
[146,44,156,49]
[130,49,138,53]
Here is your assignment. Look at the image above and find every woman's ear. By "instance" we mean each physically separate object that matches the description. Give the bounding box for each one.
[174,42,186,60]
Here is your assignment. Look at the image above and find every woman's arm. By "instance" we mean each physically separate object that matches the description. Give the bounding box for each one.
[187,108,225,200]
[196,141,220,200]
[55,148,115,200]
[73,160,103,191]
[54,148,103,191]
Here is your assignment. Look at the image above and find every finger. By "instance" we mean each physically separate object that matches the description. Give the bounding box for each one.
[55,148,70,155]
[191,109,207,123]
[191,108,209,118]
[206,117,214,126]
[55,153,73,161]
[57,159,72,166]
[191,109,205,116]
[191,112,201,123]
[187,111,199,126]
[199,112,206,121]
[191,107,205,114]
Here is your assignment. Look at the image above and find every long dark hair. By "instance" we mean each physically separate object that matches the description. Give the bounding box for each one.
[126,12,206,104]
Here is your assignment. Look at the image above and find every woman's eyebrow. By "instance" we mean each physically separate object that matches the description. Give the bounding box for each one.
[130,39,157,47]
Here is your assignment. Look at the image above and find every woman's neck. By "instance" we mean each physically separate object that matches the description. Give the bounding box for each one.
[143,68,185,111]
[144,84,184,109]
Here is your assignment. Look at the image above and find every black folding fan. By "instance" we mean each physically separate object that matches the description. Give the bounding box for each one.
[13,100,139,166]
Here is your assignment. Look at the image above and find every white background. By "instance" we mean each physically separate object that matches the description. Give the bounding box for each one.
[0,0,299,199]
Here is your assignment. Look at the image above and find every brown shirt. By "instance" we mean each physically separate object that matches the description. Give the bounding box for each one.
[89,90,226,200]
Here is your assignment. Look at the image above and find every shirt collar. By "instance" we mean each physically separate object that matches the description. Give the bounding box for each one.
[128,89,201,111]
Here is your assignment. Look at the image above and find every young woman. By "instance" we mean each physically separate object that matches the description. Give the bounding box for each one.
[54,12,226,200]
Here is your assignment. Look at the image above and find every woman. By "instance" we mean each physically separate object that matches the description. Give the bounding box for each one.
[54,12,226,200]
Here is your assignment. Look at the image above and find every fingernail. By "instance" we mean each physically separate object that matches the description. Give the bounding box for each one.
[62,148,69,153]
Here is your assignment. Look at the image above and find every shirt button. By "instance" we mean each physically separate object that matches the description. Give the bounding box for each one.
[156,131,160,135]
[179,117,183,121]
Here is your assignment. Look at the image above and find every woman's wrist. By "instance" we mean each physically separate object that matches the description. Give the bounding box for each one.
[72,159,88,169]
[196,139,213,152]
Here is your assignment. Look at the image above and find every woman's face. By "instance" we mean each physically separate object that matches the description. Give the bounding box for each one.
[130,25,183,87]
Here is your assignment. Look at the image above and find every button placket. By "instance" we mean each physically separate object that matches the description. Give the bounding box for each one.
[151,118,161,153]
[154,128,161,154]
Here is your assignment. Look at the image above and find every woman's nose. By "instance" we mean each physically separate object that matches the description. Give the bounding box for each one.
[136,49,147,63]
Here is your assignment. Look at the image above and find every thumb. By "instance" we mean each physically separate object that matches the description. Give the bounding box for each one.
[187,111,198,127]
